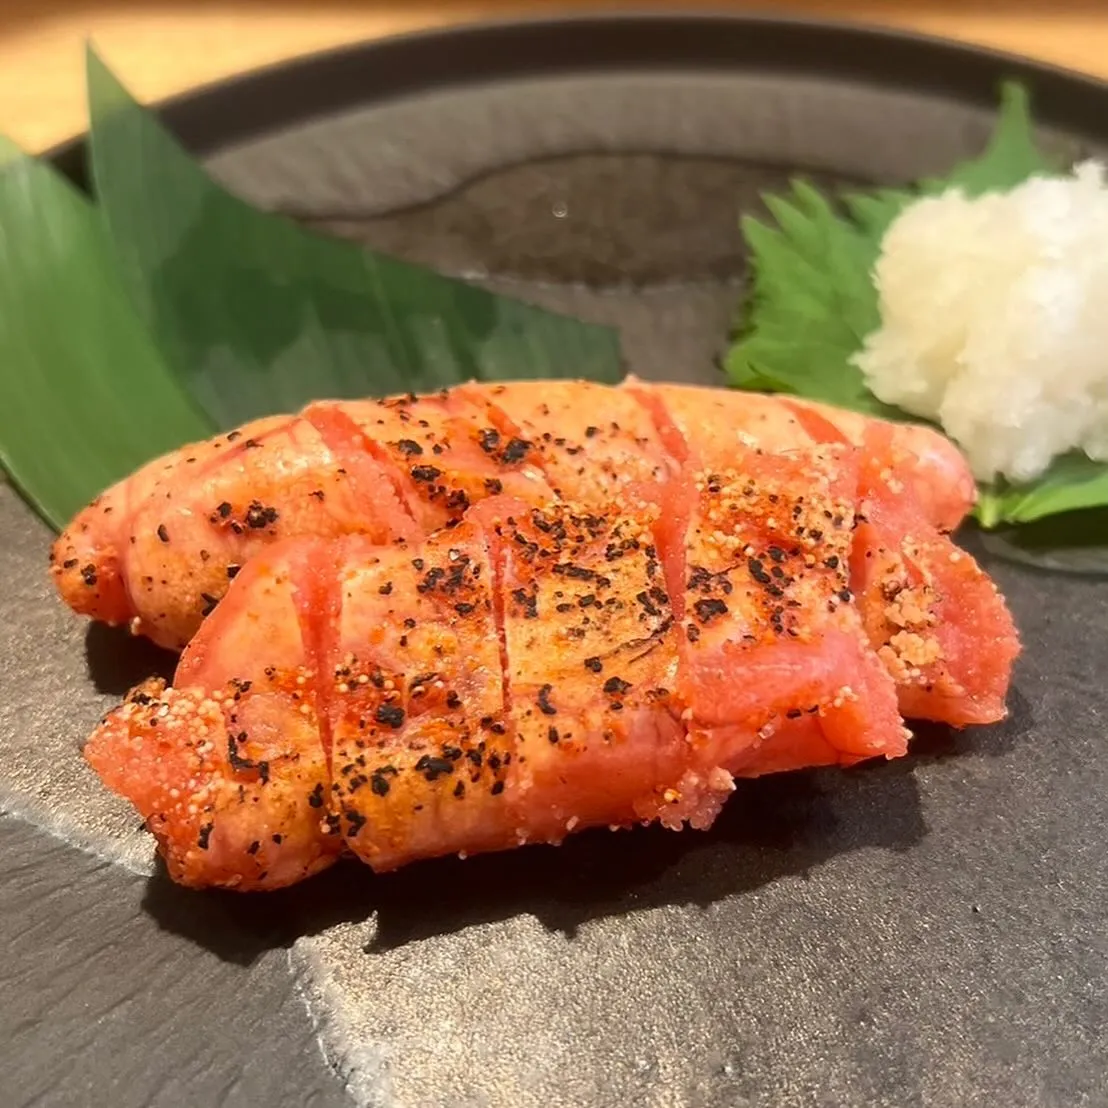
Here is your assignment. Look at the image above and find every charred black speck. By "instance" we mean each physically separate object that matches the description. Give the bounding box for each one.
[537,684,557,716]
[603,676,632,697]
[245,501,279,529]
[747,557,772,586]
[501,437,531,464]
[511,586,538,620]
[375,704,406,730]
[415,754,455,782]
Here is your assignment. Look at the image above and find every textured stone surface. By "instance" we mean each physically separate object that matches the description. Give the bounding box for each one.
[3,17,1108,1108]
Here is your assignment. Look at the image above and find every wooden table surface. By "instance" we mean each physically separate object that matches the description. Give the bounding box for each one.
[1,1,1106,152]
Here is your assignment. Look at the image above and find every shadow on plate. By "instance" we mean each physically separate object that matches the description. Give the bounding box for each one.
[84,622,177,695]
[137,687,1033,968]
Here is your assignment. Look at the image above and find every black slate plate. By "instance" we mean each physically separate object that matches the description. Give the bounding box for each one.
[4,15,1108,1108]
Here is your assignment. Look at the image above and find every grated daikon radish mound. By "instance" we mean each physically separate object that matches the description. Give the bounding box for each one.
[853,161,1108,483]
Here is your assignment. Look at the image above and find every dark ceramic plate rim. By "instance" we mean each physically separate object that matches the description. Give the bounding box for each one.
[47,10,1108,187]
[5,14,1107,1108]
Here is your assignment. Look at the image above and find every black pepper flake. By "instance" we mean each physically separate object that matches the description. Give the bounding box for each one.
[62,558,78,569]
[786,708,803,719]
[227,430,242,442]
[415,754,455,782]
[246,840,260,855]
[501,437,530,464]
[603,676,632,697]
[511,586,538,619]
[156,524,169,544]
[309,489,325,501]
[491,780,505,796]
[824,555,840,570]
[375,704,405,730]
[478,428,501,453]
[838,588,853,603]
[454,601,476,616]
[345,810,367,838]
[584,656,603,673]
[418,566,445,593]
[445,489,470,513]
[537,684,557,716]
[378,582,393,595]
[410,465,442,483]
[446,690,462,710]
[308,783,325,809]
[453,780,466,799]
[556,563,596,581]
[216,501,232,518]
[548,726,560,744]
[80,564,98,587]
[245,501,279,529]
[396,438,423,456]
[403,617,417,629]
[585,425,599,438]
[748,557,772,585]
[272,833,283,845]
[686,624,701,643]
[200,592,220,617]
[370,772,391,797]
[577,593,597,608]
[484,478,503,494]
[694,597,728,624]
[197,823,213,850]
[226,564,241,580]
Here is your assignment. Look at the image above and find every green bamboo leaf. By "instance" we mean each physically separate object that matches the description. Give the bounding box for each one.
[0,137,213,529]
[85,48,622,429]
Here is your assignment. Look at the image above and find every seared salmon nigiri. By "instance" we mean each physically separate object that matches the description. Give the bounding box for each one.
[85,443,1016,893]
[53,380,975,650]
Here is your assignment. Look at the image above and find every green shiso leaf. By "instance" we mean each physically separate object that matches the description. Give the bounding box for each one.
[727,199,898,418]
[726,79,1108,546]
[978,452,1108,526]
[0,137,213,529]
[928,81,1047,196]
[85,47,622,429]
